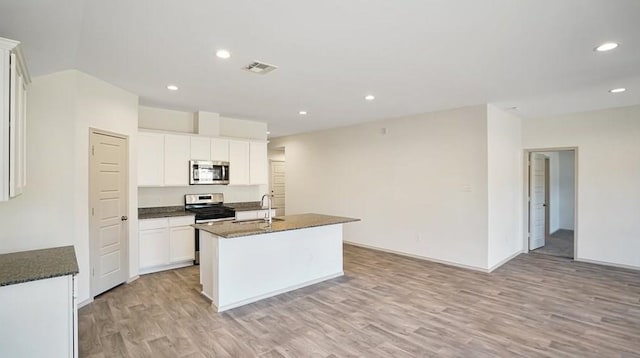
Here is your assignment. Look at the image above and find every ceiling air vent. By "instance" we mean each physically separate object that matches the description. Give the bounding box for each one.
[242,61,278,75]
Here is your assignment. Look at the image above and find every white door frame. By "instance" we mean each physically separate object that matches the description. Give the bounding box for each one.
[89,128,130,297]
[523,147,579,259]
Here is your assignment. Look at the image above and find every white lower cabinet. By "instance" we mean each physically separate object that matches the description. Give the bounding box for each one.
[168,216,195,263]
[0,275,76,357]
[235,209,277,221]
[139,216,195,274]
[139,220,169,269]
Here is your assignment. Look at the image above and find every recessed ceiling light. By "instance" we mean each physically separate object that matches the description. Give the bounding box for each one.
[609,87,626,93]
[167,84,178,91]
[216,49,231,59]
[365,95,375,101]
[299,111,307,115]
[595,42,619,52]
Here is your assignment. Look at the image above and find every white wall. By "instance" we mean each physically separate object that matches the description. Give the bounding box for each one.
[219,116,267,140]
[0,72,76,252]
[139,105,194,133]
[268,149,285,162]
[558,150,575,230]
[270,105,490,270]
[138,185,262,207]
[487,105,523,270]
[75,71,139,299]
[523,105,640,269]
[140,106,268,140]
[0,70,139,303]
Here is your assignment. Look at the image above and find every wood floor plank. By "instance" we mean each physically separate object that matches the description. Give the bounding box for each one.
[80,244,640,357]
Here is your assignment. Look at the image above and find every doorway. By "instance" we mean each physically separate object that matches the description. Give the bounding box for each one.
[89,129,129,297]
[525,148,577,259]
[268,147,286,216]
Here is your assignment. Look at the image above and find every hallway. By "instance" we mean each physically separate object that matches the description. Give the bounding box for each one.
[532,230,574,258]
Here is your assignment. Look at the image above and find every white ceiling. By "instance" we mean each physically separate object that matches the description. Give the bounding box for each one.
[1,0,639,137]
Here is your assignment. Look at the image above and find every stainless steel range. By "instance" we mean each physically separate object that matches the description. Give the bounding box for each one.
[185,193,235,264]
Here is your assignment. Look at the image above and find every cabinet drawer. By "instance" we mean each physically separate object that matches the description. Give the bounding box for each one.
[139,218,168,230]
[169,216,195,227]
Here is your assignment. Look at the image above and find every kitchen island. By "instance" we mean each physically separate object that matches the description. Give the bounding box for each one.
[193,213,359,312]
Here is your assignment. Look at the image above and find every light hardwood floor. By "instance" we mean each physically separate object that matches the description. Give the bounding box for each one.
[532,229,574,258]
[79,244,640,357]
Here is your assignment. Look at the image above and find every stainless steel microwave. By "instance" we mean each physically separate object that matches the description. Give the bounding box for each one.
[189,160,230,185]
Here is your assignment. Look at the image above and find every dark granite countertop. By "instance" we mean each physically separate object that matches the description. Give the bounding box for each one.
[225,201,278,212]
[0,246,79,287]
[193,213,359,239]
[139,206,195,219]
[139,202,276,219]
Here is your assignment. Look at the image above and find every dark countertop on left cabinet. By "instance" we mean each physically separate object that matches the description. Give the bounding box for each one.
[0,246,79,287]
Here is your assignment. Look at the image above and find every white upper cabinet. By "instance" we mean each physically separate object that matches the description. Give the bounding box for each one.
[1,37,30,202]
[138,132,164,186]
[249,141,268,185]
[190,136,211,161]
[164,134,190,186]
[211,138,229,162]
[136,130,267,188]
[229,140,250,185]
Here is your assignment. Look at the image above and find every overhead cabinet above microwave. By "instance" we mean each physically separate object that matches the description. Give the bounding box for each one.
[0,37,30,202]
[137,131,267,187]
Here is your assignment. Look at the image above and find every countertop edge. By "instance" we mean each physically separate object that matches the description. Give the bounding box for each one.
[193,214,360,239]
[0,246,79,287]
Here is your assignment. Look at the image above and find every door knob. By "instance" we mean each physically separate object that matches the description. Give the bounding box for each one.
[121,216,128,221]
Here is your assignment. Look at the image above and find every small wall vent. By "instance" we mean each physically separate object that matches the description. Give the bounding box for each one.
[242,61,278,75]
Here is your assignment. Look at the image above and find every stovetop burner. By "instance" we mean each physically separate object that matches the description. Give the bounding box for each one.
[185,193,235,222]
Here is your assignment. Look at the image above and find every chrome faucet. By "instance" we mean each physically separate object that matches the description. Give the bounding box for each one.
[261,193,273,224]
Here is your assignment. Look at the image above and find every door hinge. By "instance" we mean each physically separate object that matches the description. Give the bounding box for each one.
[92,267,95,277]
[91,208,95,216]
[91,145,95,156]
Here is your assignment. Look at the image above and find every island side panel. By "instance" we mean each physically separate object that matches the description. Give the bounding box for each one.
[217,224,344,311]
[199,230,219,305]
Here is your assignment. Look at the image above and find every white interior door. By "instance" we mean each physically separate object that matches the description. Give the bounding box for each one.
[529,153,546,250]
[270,160,286,216]
[90,130,128,296]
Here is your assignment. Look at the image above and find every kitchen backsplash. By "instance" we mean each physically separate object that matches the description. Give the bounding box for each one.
[138,185,264,207]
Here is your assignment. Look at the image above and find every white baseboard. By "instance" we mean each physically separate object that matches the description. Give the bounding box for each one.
[139,261,193,275]
[488,250,522,273]
[211,272,344,313]
[575,257,640,271]
[200,290,214,303]
[344,241,489,273]
[77,297,93,308]
[126,275,139,283]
